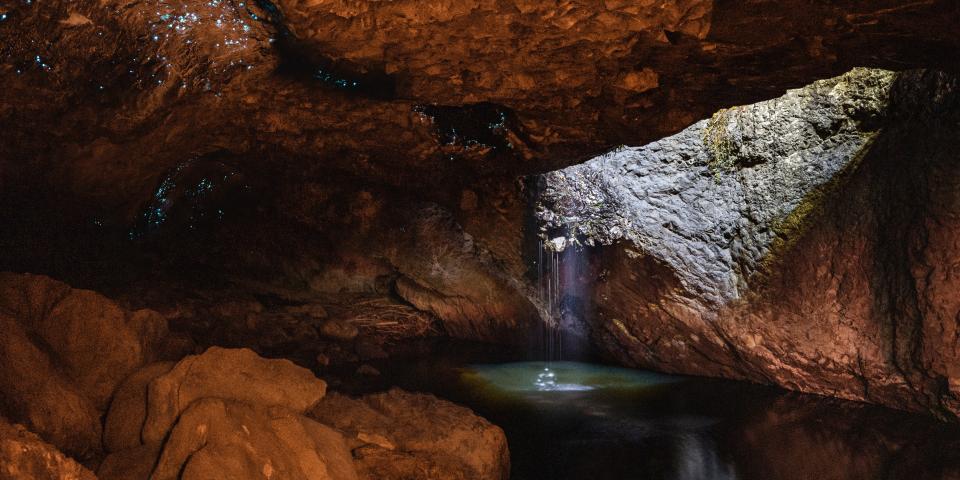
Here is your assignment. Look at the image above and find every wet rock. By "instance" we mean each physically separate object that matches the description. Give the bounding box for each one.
[0,417,97,480]
[309,388,510,480]
[142,347,327,444]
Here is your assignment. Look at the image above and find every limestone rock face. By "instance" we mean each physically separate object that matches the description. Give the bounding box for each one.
[0,418,97,480]
[536,69,960,418]
[309,388,510,480]
[0,272,178,458]
[141,346,327,444]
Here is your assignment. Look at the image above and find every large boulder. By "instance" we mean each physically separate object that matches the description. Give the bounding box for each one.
[0,313,103,460]
[309,388,510,480]
[149,398,357,480]
[0,417,97,480]
[100,347,348,480]
[103,362,176,453]
[141,347,327,444]
[0,272,182,458]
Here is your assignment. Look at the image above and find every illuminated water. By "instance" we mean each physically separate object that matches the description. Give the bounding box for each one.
[466,361,676,393]
[335,343,960,480]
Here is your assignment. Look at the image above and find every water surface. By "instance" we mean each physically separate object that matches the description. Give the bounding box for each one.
[332,344,960,480]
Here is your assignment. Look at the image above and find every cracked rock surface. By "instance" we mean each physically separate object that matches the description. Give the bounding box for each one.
[538,68,960,419]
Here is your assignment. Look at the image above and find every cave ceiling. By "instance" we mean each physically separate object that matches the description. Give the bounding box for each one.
[1,0,958,214]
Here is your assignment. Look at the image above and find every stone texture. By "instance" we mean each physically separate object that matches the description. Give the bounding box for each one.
[142,346,327,444]
[149,398,358,480]
[0,272,178,459]
[0,417,97,480]
[104,361,176,453]
[387,206,537,341]
[1,0,958,220]
[309,388,510,480]
[537,69,960,418]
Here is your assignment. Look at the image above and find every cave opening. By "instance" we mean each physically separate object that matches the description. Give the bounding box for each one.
[3,1,960,479]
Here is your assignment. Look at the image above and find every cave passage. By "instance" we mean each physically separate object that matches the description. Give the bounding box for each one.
[2,1,960,479]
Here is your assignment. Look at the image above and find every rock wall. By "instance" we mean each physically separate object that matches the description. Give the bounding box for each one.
[537,69,960,418]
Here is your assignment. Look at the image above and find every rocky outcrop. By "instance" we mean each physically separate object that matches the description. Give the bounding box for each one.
[309,389,510,480]
[100,346,510,480]
[0,272,187,459]
[537,68,960,418]
[99,347,342,480]
[140,347,327,444]
[149,398,358,480]
[0,417,97,480]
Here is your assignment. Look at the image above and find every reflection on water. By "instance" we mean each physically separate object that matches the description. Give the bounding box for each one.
[468,361,676,393]
[332,347,960,480]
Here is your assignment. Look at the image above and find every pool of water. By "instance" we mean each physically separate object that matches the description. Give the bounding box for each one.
[328,343,960,480]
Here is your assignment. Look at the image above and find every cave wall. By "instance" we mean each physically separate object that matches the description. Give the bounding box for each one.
[2,0,960,423]
[537,69,960,418]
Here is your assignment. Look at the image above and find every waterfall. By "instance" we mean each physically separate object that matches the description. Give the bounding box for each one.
[534,238,564,390]
[537,238,563,360]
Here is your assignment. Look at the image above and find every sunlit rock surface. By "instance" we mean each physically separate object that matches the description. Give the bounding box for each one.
[537,68,960,418]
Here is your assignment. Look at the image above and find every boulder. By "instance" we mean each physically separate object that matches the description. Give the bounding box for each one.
[309,388,510,480]
[0,272,181,457]
[0,272,169,408]
[103,362,176,453]
[97,443,162,480]
[0,417,97,480]
[150,398,357,480]
[142,347,327,444]
[0,314,102,460]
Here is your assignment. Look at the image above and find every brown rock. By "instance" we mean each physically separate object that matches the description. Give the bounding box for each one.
[319,318,360,341]
[0,417,97,480]
[0,272,167,409]
[97,443,162,480]
[150,398,358,480]
[0,272,177,457]
[356,364,381,376]
[103,361,175,453]
[0,314,102,460]
[142,347,327,444]
[309,388,510,480]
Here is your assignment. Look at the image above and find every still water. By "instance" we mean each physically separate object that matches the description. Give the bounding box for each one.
[332,344,960,480]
